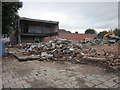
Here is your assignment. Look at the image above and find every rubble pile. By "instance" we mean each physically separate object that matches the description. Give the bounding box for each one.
[79,38,111,46]
[12,38,119,71]
[22,38,85,61]
[104,53,120,70]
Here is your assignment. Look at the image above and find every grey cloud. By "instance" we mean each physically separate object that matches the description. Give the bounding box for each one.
[19,2,118,33]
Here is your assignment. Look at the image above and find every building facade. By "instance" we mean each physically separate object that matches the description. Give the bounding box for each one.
[17,17,59,43]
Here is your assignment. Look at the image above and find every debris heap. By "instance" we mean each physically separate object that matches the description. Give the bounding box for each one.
[21,38,85,61]
[12,38,119,71]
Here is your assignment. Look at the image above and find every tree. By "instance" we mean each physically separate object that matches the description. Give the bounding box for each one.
[114,28,120,37]
[97,31,108,38]
[2,2,23,34]
[85,28,97,34]
[67,31,71,33]
[75,31,78,34]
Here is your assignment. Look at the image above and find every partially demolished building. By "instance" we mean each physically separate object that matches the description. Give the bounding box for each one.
[17,17,59,43]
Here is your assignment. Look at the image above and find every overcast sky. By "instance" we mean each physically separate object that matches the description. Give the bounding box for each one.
[18,1,118,33]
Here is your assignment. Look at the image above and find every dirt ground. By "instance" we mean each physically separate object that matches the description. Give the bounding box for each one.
[2,56,119,88]
[92,44,119,53]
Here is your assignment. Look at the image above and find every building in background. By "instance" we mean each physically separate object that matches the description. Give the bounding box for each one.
[17,17,59,43]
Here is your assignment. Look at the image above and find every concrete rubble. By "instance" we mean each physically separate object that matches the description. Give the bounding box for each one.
[6,38,120,71]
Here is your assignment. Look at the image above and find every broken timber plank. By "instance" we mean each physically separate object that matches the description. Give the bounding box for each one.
[13,53,40,61]
[83,57,106,62]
